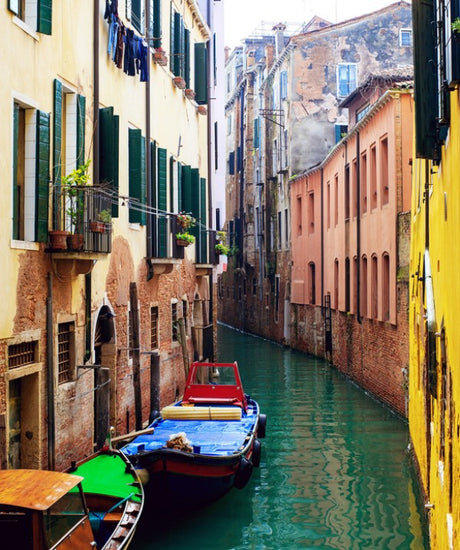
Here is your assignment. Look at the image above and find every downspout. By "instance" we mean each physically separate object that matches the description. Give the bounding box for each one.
[145,0,152,262]
[320,168,324,311]
[424,164,435,331]
[93,0,100,184]
[46,274,55,470]
[207,0,213,229]
[356,131,361,323]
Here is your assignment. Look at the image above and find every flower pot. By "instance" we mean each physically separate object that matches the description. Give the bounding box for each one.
[153,50,168,65]
[67,233,84,251]
[197,105,207,115]
[49,230,70,250]
[185,89,196,100]
[90,221,106,233]
[176,239,191,247]
[173,76,186,90]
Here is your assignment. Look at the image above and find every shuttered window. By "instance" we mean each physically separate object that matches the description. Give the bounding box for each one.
[76,95,86,167]
[157,147,168,257]
[253,118,260,149]
[181,165,192,214]
[149,0,162,48]
[228,151,235,175]
[37,0,52,34]
[412,0,439,159]
[337,63,357,98]
[99,107,120,217]
[53,80,62,188]
[36,110,50,243]
[194,43,208,105]
[184,28,191,88]
[10,0,52,34]
[129,128,146,225]
[199,176,207,262]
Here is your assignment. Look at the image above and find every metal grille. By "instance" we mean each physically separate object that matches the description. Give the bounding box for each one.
[151,306,159,350]
[171,303,178,342]
[8,341,36,368]
[58,322,74,384]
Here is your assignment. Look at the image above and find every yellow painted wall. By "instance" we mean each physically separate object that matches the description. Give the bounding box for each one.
[410,88,460,549]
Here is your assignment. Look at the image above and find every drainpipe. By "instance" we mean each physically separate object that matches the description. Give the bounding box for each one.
[320,168,324,311]
[356,131,361,324]
[46,274,55,470]
[207,0,213,230]
[93,0,99,185]
[145,0,152,261]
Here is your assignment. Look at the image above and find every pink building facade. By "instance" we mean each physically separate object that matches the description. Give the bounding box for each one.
[290,84,413,416]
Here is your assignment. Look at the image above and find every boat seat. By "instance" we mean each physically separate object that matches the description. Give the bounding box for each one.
[103,511,123,523]
[161,405,242,420]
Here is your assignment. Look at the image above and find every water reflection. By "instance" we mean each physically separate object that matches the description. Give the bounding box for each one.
[134,325,428,549]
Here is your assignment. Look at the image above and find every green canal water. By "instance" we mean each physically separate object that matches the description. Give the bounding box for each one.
[134,324,429,549]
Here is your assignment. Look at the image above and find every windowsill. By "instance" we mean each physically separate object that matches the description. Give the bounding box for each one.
[12,16,39,40]
[11,239,40,251]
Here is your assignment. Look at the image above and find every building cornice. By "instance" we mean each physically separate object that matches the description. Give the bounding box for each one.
[184,0,211,40]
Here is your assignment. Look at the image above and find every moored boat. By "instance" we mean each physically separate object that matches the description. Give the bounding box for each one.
[122,361,266,508]
[0,450,144,549]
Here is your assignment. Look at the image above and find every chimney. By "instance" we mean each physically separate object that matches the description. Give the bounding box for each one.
[273,22,286,58]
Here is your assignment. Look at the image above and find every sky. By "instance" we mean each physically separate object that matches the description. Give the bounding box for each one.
[224,0,411,48]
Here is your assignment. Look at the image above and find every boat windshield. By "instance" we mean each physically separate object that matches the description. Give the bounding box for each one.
[44,490,87,548]
[190,365,237,385]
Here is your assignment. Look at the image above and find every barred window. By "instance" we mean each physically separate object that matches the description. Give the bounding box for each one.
[58,322,75,384]
[151,306,159,350]
[171,303,178,342]
[182,300,188,333]
[8,341,37,369]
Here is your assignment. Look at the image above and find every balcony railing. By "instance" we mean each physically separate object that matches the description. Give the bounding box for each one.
[48,186,112,254]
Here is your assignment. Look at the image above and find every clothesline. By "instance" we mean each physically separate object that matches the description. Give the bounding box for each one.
[104,0,149,82]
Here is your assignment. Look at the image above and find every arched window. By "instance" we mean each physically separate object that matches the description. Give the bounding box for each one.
[382,253,390,321]
[309,262,316,305]
[334,259,339,309]
[361,255,368,317]
[371,255,378,318]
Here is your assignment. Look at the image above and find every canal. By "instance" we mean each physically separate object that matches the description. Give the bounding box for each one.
[134,324,429,549]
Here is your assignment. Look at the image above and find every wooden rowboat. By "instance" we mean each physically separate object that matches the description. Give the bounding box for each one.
[122,361,266,509]
[0,450,143,549]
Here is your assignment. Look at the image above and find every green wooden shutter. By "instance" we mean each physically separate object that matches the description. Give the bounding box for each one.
[169,155,175,211]
[173,12,182,76]
[181,165,192,213]
[37,0,52,35]
[12,104,19,240]
[199,177,207,261]
[170,4,175,73]
[77,94,86,167]
[191,168,200,220]
[99,107,119,217]
[53,80,62,186]
[132,0,142,33]
[36,110,50,242]
[129,129,146,224]
[253,117,259,149]
[412,0,439,160]
[177,163,183,212]
[184,29,190,88]
[194,43,208,105]
[157,148,168,257]
[151,0,162,48]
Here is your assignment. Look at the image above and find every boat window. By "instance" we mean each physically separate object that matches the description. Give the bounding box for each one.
[44,491,86,547]
[191,365,237,386]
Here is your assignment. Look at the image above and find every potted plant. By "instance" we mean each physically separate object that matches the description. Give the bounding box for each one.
[197,105,207,116]
[453,17,460,43]
[184,89,196,100]
[62,160,91,250]
[153,47,168,66]
[176,212,196,231]
[215,243,230,255]
[90,208,112,233]
[173,76,186,89]
[176,232,195,246]
[216,230,227,242]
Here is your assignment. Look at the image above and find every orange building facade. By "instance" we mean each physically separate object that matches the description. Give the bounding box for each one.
[290,83,413,416]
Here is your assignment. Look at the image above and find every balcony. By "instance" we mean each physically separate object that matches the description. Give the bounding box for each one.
[47,186,113,274]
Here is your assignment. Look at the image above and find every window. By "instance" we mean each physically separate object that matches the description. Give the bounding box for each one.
[8,341,37,368]
[57,322,75,384]
[352,159,358,218]
[361,256,368,317]
[345,257,350,312]
[99,107,120,218]
[195,42,208,105]
[284,208,289,247]
[361,151,367,214]
[275,276,280,322]
[297,197,302,235]
[149,0,162,48]
[126,0,144,34]
[278,211,282,249]
[9,0,52,34]
[280,70,288,100]
[171,302,178,342]
[400,29,412,47]
[182,300,188,333]
[353,256,358,313]
[370,144,377,210]
[344,164,350,220]
[151,306,159,349]
[309,263,316,305]
[334,259,339,309]
[382,254,390,321]
[253,117,260,149]
[380,136,389,205]
[334,173,338,226]
[308,193,314,233]
[12,101,50,243]
[337,63,357,98]
[327,182,331,229]
[371,255,378,319]
[128,128,146,224]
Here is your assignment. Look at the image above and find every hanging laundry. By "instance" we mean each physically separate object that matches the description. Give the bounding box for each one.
[114,23,124,68]
[124,28,136,76]
[104,0,118,20]
[107,14,118,58]
[138,42,149,82]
